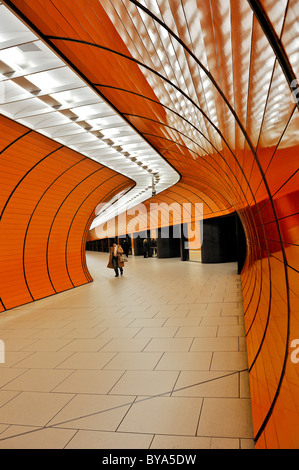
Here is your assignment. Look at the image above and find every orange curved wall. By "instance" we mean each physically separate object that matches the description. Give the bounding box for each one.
[0,114,133,311]
[2,0,299,448]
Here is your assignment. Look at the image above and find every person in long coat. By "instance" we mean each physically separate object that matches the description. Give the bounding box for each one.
[107,242,125,277]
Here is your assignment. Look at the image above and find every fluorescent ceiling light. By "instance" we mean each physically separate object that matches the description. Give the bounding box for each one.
[0,4,179,230]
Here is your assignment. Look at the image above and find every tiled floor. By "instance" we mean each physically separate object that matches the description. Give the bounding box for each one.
[0,252,254,449]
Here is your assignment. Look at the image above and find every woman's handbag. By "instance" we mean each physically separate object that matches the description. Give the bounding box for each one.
[120,254,128,262]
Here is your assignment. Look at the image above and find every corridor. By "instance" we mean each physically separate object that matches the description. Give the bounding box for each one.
[0,253,254,449]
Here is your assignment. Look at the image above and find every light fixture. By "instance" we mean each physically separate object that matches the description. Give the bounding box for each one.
[0,4,180,230]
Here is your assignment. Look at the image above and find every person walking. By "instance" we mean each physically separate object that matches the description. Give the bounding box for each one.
[107,242,125,277]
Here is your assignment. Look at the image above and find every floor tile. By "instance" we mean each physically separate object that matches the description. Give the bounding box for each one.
[175,326,217,338]
[0,391,74,426]
[0,426,77,449]
[197,397,254,438]
[135,327,178,338]
[109,370,179,396]
[2,369,74,392]
[0,369,27,388]
[56,352,117,370]
[58,338,110,352]
[211,352,249,370]
[144,338,193,352]
[150,434,211,449]
[52,370,124,394]
[98,327,142,339]
[100,338,150,352]
[172,371,239,397]
[104,352,162,370]
[20,339,74,352]
[48,394,135,431]
[155,352,212,371]
[65,430,153,449]
[10,351,74,369]
[0,253,254,449]
[118,396,203,436]
[0,390,20,407]
[190,337,238,352]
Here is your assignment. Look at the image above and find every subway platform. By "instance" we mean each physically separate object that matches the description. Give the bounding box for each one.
[0,252,254,449]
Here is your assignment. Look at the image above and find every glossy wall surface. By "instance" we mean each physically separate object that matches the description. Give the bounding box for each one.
[0,114,133,311]
[2,0,299,448]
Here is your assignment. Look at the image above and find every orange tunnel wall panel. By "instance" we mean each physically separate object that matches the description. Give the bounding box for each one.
[0,114,133,310]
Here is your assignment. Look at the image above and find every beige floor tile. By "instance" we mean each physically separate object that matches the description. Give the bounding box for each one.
[0,390,20,407]
[28,328,74,339]
[175,326,217,338]
[98,318,136,328]
[163,317,202,327]
[65,429,153,449]
[188,308,220,317]
[211,351,248,370]
[122,310,158,319]
[172,371,239,397]
[210,437,240,449]
[48,394,134,431]
[135,327,178,338]
[101,338,150,352]
[2,369,74,392]
[52,369,124,394]
[201,316,239,326]
[20,339,74,352]
[58,338,110,352]
[0,426,77,449]
[0,330,40,339]
[190,337,238,352]
[10,351,74,369]
[33,320,72,329]
[0,352,35,368]
[118,396,203,435]
[104,352,162,370]
[56,352,117,370]
[0,368,27,388]
[109,370,179,396]
[177,304,207,313]
[61,327,106,339]
[150,434,211,449]
[240,370,252,398]
[0,424,9,435]
[154,310,189,318]
[217,325,246,337]
[98,327,141,339]
[0,391,74,426]
[197,397,254,438]
[241,438,255,449]
[155,352,212,371]
[1,339,38,352]
[144,338,193,352]
[128,318,165,328]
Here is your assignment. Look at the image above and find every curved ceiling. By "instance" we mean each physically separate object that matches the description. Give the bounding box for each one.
[2,0,298,229]
[0,1,179,229]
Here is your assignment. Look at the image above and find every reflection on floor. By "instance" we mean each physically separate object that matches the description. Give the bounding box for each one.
[0,252,254,449]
